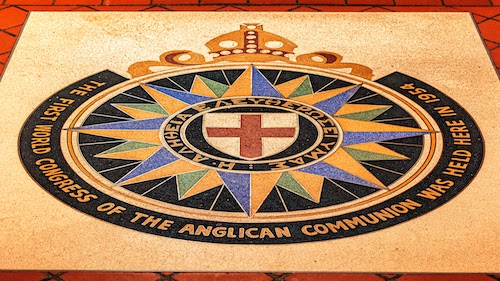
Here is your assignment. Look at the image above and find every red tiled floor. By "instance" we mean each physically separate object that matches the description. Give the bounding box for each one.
[162,5,223,10]
[444,0,492,5]
[63,272,160,281]
[4,24,22,35]
[383,6,442,11]
[298,0,346,4]
[485,40,500,50]
[71,6,97,10]
[395,0,441,4]
[0,53,9,64]
[215,5,245,10]
[455,6,500,18]
[490,47,500,68]
[175,273,273,281]
[380,274,403,279]
[472,14,488,23]
[347,0,394,5]
[0,32,16,54]
[4,0,53,4]
[478,19,500,43]
[290,5,320,11]
[152,0,198,4]
[90,5,150,10]
[142,5,168,10]
[287,273,385,281]
[435,6,463,11]
[398,274,498,281]
[363,6,393,11]
[55,0,101,5]
[102,0,150,5]
[0,63,6,76]
[443,0,491,6]
[0,272,47,281]
[312,5,371,11]
[17,5,78,10]
[250,0,296,3]
[0,6,27,29]
[202,0,247,4]
[235,5,297,10]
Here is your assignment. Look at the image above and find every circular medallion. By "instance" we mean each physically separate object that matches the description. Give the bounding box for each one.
[162,97,341,172]
[19,63,484,244]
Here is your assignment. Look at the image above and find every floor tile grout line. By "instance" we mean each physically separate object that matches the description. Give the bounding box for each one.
[484,39,500,45]
[376,273,403,281]
[487,274,500,281]
[304,4,322,11]
[0,3,498,6]
[42,271,66,281]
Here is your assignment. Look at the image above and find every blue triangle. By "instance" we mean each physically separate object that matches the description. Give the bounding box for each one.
[217,172,251,214]
[299,161,382,189]
[117,148,177,184]
[342,131,430,146]
[313,85,362,115]
[147,84,213,104]
[75,117,166,130]
[251,66,283,98]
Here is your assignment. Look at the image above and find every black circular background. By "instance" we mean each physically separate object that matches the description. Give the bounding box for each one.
[19,70,484,244]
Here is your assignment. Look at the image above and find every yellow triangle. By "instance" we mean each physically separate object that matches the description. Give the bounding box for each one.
[95,146,160,161]
[335,104,390,116]
[344,143,409,160]
[323,148,386,189]
[291,85,356,104]
[71,129,161,145]
[120,160,204,185]
[250,173,282,216]
[190,76,219,98]
[337,118,431,132]
[113,104,167,120]
[288,170,324,203]
[220,67,252,98]
[181,170,224,199]
[140,84,189,115]
[275,76,307,98]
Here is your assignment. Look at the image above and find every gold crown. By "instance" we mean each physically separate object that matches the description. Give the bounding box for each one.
[206,23,296,62]
[129,24,373,80]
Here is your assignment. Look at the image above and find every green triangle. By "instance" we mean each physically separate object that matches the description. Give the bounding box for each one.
[99,141,158,155]
[337,107,390,121]
[344,147,404,161]
[276,172,314,201]
[199,76,229,97]
[116,103,168,115]
[288,76,314,98]
[177,170,210,198]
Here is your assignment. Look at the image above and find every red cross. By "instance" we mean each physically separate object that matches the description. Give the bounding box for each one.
[206,114,296,158]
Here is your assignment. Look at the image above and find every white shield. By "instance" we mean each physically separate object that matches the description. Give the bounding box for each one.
[202,112,299,160]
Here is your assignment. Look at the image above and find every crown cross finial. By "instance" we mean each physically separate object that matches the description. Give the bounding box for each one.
[205,23,297,62]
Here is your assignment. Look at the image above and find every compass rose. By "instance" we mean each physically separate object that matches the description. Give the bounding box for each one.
[71,65,433,216]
